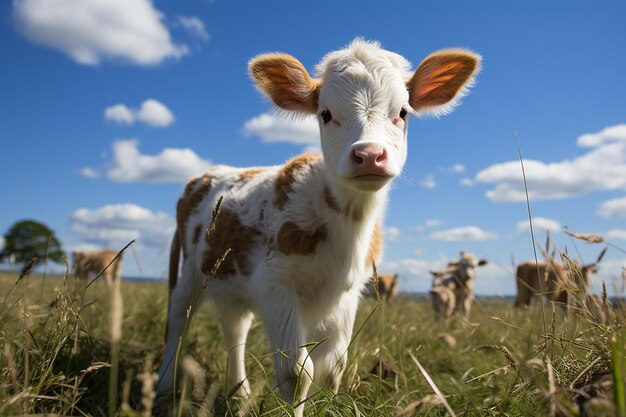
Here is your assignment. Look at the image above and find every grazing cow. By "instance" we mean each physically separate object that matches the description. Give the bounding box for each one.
[515,259,598,310]
[364,273,399,302]
[72,250,123,285]
[429,252,488,318]
[156,39,480,415]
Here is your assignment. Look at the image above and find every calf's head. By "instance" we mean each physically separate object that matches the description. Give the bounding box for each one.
[249,39,480,193]
[456,252,488,282]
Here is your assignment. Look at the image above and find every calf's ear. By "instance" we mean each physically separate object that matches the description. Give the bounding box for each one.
[249,54,320,114]
[408,49,481,116]
[478,259,488,266]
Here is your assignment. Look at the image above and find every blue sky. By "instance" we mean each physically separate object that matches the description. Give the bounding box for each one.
[1,0,625,295]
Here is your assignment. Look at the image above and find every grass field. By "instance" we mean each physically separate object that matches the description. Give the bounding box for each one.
[0,266,624,417]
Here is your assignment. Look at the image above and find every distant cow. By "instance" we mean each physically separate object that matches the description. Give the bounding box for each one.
[72,250,123,285]
[364,273,399,302]
[515,259,598,310]
[429,283,456,319]
[429,252,488,318]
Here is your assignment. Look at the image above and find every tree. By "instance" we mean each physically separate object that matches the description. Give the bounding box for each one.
[0,220,65,265]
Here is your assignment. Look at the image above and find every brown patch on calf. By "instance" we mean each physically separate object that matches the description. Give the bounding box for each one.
[274,153,321,209]
[324,186,341,213]
[177,174,213,257]
[324,185,363,222]
[239,168,265,181]
[366,222,382,266]
[344,203,363,222]
[192,224,203,246]
[201,208,261,278]
[277,221,328,256]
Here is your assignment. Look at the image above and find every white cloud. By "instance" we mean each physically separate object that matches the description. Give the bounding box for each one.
[577,124,626,147]
[175,16,210,42]
[597,197,626,218]
[441,163,465,174]
[136,99,175,127]
[242,113,319,146]
[606,229,626,240]
[302,145,322,154]
[420,174,437,190]
[419,174,436,189]
[70,242,104,253]
[384,226,400,242]
[460,177,474,187]
[429,226,497,242]
[416,219,442,233]
[13,0,188,66]
[473,124,626,202]
[515,216,561,234]
[105,104,135,125]
[105,99,174,127]
[425,219,442,228]
[451,164,465,173]
[70,203,175,250]
[80,167,100,178]
[82,139,212,183]
[380,258,437,292]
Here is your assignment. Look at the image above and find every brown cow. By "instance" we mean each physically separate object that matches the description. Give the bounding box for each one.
[429,252,488,318]
[515,259,597,310]
[364,273,399,302]
[72,250,123,285]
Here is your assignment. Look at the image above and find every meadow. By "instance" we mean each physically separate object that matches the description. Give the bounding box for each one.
[0,265,623,417]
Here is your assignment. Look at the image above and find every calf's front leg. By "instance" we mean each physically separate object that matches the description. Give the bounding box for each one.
[308,300,357,393]
[214,300,254,397]
[260,291,314,417]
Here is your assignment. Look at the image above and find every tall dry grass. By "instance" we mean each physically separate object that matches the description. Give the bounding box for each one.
[0,196,625,416]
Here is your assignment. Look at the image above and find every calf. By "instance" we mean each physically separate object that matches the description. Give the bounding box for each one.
[72,250,123,285]
[364,273,399,302]
[515,259,598,310]
[156,39,480,415]
[429,252,488,318]
[429,282,456,319]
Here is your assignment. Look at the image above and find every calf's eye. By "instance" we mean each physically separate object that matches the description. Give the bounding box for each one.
[399,107,408,120]
[321,110,332,124]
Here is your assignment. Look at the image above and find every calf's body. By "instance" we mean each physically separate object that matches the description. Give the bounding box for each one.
[157,40,480,415]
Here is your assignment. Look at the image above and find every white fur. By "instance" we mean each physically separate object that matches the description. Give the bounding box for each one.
[157,39,480,416]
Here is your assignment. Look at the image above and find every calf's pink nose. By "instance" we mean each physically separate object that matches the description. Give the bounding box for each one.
[351,144,387,167]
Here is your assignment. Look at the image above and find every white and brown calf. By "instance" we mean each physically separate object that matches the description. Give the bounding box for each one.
[157,39,480,415]
[429,252,487,318]
[72,250,123,285]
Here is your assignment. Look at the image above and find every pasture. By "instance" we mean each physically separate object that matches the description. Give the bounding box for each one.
[0,268,623,416]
